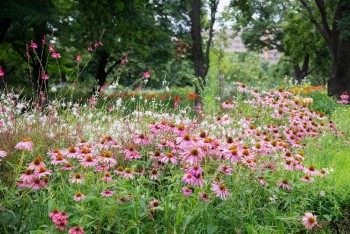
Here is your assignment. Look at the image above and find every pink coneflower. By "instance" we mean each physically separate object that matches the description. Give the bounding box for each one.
[49,209,61,218]
[47,148,63,158]
[95,164,110,172]
[181,148,203,165]
[150,168,160,180]
[277,179,292,190]
[80,155,98,167]
[305,165,319,176]
[35,166,52,178]
[69,226,84,234]
[59,162,76,171]
[134,133,151,145]
[182,187,192,196]
[123,146,141,160]
[54,219,68,231]
[98,151,117,165]
[27,156,45,171]
[65,146,79,158]
[319,168,329,177]
[100,172,113,182]
[218,165,232,176]
[188,165,203,177]
[51,154,68,165]
[101,190,114,197]
[302,212,317,229]
[193,174,205,187]
[123,168,134,179]
[149,199,160,208]
[160,152,178,164]
[15,138,33,151]
[114,166,124,175]
[258,176,268,186]
[221,100,236,109]
[69,173,84,184]
[73,192,86,201]
[175,134,196,149]
[211,183,231,200]
[30,178,44,190]
[284,159,295,171]
[198,192,210,202]
[182,173,196,185]
[300,175,315,183]
[20,169,35,183]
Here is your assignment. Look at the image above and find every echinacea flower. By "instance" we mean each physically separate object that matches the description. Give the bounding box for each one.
[15,138,33,151]
[181,148,204,165]
[80,155,98,167]
[150,168,160,180]
[305,165,319,176]
[27,156,45,171]
[69,173,84,184]
[211,183,231,200]
[73,192,86,201]
[30,178,44,190]
[198,192,210,202]
[182,187,192,196]
[69,226,85,234]
[101,190,114,197]
[20,169,35,183]
[35,166,52,178]
[182,173,196,185]
[277,179,292,190]
[123,168,134,179]
[160,152,178,164]
[300,175,315,183]
[100,172,113,182]
[49,208,61,218]
[302,212,317,229]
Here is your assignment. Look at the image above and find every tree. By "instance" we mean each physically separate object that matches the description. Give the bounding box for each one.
[190,0,219,106]
[227,0,331,84]
[300,0,350,97]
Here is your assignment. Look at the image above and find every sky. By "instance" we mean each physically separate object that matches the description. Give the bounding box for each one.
[214,0,231,29]
[217,0,231,13]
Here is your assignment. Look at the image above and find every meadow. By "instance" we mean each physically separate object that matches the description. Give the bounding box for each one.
[1,81,350,234]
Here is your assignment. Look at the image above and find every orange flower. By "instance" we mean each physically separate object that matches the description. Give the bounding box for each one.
[174,95,180,102]
[188,93,198,99]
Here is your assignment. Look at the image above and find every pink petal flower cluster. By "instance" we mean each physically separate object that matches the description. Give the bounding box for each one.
[49,209,69,231]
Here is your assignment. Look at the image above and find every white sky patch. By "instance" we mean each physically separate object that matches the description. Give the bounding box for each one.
[214,0,231,29]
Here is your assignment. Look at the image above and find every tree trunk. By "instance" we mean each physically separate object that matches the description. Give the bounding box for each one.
[94,52,109,93]
[0,17,11,43]
[328,40,350,97]
[190,0,207,107]
[293,54,309,85]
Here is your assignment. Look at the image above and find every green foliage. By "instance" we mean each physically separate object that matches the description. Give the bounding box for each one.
[307,91,337,115]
